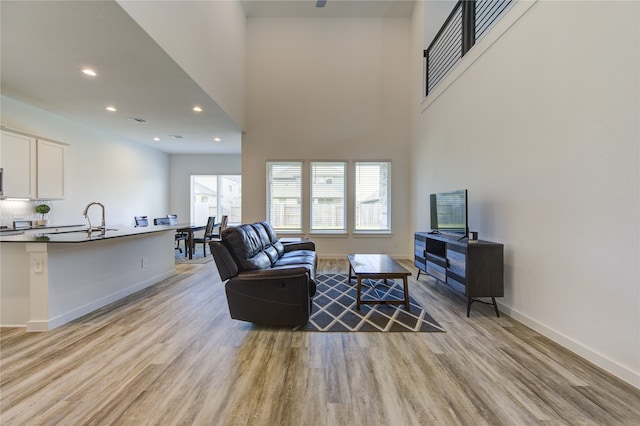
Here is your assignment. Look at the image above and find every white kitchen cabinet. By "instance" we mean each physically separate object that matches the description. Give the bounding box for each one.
[36,139,65,199]
[0,130,37,198]
[0,129,66,199]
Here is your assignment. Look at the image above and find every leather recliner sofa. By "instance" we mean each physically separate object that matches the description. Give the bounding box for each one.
[209,222,317,326]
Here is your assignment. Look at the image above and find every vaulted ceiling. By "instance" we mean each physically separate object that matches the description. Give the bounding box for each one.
[1,0,413,155]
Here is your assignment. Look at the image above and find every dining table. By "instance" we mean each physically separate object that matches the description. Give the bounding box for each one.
[176,222,220,259]
[175,223,205,259]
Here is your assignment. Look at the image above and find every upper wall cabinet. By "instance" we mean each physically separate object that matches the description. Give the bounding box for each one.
[36,139,66,199]
[0,129,66,200]
[0,130,37,198]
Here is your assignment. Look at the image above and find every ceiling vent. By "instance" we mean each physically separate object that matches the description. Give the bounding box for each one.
[127,117,148,123]
[170,135,184,139]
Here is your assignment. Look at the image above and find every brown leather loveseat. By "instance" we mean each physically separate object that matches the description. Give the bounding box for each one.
[209,222,317,326]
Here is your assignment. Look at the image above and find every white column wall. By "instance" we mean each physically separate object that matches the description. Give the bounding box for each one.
[411,1,640,387]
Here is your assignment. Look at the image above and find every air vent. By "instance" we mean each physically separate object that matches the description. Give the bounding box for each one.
[127,117,148,123]
[170,135,184,139]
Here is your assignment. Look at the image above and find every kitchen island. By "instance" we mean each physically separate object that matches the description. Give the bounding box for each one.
[0,226,177,331]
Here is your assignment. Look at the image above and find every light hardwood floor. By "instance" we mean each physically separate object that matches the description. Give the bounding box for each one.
[2,259,639,425]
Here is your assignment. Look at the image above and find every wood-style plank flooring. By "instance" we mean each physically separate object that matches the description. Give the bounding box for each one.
[2,259,639,425]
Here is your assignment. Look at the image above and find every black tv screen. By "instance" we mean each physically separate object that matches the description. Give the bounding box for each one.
[430,189,468,236]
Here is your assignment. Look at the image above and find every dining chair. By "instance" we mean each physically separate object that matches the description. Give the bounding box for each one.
[153,217,171,225]
[135,216,149,227]
[167,214,188,254]
[166,214,179,225]
[192,216,216,257]
[210,215,228,240]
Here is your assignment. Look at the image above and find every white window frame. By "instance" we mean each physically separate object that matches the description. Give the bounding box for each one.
[190,175,242,226]
[310,161,346,234]
[354,161,391,233]
[266,161,303,233]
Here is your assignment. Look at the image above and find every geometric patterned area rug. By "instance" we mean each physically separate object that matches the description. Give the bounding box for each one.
[294,274,445,332]
[174,246,213,264]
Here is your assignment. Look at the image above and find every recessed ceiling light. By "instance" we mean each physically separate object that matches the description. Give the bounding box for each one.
[153,137,160,141]
[193,106,203,112]
[82,68,97,76]
[213,137,221,142]
[106,106,116,112]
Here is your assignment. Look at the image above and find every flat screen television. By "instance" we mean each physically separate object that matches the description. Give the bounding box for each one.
[429,189,468,237]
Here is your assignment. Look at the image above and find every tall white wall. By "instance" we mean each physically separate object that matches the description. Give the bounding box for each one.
[244,17,412,258]
[118,0,247,129]
[0,96,170,228]
[411,1,640,387]
[168,154,242,224]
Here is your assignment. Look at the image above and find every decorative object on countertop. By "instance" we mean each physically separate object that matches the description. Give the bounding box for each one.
[35,204,51,226]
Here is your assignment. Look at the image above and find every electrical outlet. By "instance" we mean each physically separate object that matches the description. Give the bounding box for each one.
[141,258,148,268]
[33,258,43,273]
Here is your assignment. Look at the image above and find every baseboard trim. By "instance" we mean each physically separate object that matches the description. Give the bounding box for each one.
[26,270,176,332]
[499,304,640,390]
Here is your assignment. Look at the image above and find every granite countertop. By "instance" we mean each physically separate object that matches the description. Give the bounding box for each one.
[0,224,85,234]
[0,225,177,243]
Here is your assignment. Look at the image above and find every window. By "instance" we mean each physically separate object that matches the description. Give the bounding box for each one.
[311,162,346,232]
[266,160,392,234]
[267,161,303,232]
[190,175,241,226]
[355,162,390,232]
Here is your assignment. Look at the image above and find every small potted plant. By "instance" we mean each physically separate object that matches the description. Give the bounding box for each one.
[35,204,51,226]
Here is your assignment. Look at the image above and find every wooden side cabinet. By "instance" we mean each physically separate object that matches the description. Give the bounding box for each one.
[414,232,504,317]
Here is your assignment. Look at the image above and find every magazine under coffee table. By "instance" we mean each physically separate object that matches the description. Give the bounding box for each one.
[347,254,412,312]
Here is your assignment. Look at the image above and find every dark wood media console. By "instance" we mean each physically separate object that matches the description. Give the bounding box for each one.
[414,232,504,317]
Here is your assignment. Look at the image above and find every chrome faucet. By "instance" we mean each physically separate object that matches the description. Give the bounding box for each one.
[83,202,105,233]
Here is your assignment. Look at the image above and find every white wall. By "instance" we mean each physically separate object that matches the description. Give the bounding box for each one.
[0,96,170,228]
[411,1,639,387]
[169,154,242,224]
[118,0,247,129]
[244,17,412,258]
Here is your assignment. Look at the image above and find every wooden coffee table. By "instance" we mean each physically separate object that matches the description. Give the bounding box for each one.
[347,254,412,312]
